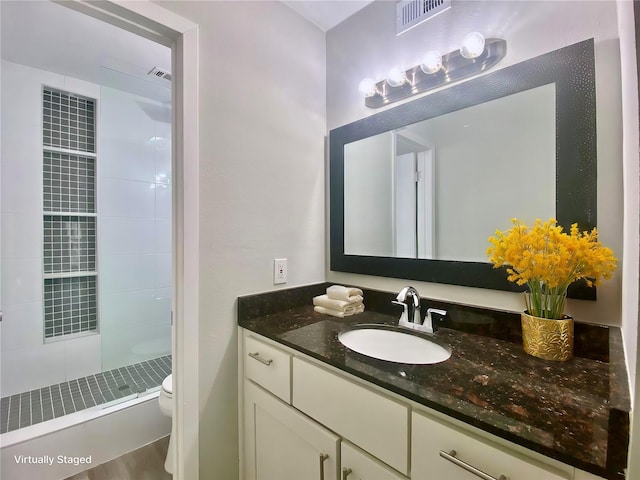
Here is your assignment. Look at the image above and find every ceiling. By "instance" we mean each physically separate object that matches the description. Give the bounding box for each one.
[0,0,372,103]
[0,0,172,103]
[282,0,375,31]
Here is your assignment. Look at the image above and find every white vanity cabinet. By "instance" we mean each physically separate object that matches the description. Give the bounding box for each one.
[244,381,340,480]
[412,410,569,480]
[240,329,605,480]
[341,441,407,480]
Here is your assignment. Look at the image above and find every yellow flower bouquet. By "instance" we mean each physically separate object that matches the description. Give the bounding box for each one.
[487,218,617,320]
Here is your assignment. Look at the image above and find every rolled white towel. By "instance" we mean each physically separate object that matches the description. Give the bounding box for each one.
[326,285,364,302]
[314,304,364,318]
[313,294,363,314]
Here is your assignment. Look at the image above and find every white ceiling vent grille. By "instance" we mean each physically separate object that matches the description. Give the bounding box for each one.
[396,0,452,35]
[148,66,172,82]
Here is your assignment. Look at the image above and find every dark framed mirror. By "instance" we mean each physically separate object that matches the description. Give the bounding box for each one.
[329,39,596,299]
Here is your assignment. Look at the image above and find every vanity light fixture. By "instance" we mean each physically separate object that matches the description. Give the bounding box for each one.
[359,33,506,108]
[386,65,408,87]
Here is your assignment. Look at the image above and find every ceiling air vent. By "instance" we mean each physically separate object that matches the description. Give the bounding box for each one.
[396,0,451,35]
[148,66,172,82]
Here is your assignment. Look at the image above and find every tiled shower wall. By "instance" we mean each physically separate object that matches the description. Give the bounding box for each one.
[99,85,171,371]
[0,60,171,397]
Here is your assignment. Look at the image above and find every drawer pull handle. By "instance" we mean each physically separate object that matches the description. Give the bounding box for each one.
[319,453,329,480]
[439,450,507,480]
[248,352,273,366]
[342,467,352,480]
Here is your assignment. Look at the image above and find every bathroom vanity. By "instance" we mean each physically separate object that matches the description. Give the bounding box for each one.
[237,284,629,480]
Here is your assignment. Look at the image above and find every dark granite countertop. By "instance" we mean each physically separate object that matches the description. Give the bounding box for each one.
[238,284,630,480]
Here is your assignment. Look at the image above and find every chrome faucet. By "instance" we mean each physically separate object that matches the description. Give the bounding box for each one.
[392,286,447,334]
[392,286,421,325]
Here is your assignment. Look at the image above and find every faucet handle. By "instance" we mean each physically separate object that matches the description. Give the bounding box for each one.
[392,300,410,325]
[427,308,447,317]
[423,308,447,333]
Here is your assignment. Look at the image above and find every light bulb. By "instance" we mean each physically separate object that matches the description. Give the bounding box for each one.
[358,78,377,98]
[386,66,407,87]
[420,50,443,74]
[460,32,485,59]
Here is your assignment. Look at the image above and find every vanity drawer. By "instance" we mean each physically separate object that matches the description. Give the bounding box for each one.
[244,335,291,403]
[412,410,569,480]
[341,441,407,480]
[292,357,409,475]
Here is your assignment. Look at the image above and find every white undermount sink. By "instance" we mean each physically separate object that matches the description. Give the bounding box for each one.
[338,324,451,365]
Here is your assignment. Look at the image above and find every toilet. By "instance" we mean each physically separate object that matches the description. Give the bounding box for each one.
[159,374,174,474]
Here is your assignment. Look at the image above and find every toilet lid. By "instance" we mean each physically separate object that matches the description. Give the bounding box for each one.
[162,374,173,394]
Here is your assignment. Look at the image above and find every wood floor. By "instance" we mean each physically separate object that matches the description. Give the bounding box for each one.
[64,436,171,480]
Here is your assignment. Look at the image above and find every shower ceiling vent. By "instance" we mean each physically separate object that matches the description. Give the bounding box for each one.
[396,0,451,35]
[148,66,172,82]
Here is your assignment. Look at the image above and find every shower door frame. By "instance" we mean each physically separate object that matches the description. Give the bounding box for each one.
[54,2,200,479]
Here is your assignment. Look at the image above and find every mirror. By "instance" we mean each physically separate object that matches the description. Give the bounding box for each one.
[330,39,596,299]
[344,84,556,261]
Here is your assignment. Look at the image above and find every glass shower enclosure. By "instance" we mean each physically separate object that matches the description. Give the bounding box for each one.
[0,60,172,434]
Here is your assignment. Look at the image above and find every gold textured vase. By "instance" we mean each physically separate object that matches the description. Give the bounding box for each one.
[521,311,574,361]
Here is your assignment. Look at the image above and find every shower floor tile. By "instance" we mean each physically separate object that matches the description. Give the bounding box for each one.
[0,355,171,434]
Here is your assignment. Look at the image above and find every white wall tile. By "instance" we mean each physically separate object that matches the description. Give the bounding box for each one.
[1,141,43,214]
[153,297,172,326]
[1,213,42,259]
[100,217,155,255]
[101,321,170,371]
[155,253,172,289]
[154,184,171,219]
[99,140,156,183]
[64,334,102,380]
[1,258,42,306]
[100,253,156,294]
[63,76,100,100]
[154,218,171,254]
[0,302,43,351]
[100,87,155,145]
[1,342,66,397]
[156,286,172,300]
[100,178,155,218]
[100,289,157,334]
[0,61,63,131]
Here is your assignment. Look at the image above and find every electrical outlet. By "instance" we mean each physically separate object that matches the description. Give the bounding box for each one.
[274,258,287,284]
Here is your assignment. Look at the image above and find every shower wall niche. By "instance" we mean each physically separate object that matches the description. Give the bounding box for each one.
[42,88,98,339]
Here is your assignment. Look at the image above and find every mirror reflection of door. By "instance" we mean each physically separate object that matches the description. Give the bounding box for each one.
[393,133,434,259]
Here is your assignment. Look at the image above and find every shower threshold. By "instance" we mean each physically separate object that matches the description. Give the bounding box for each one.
[0,355,171,434]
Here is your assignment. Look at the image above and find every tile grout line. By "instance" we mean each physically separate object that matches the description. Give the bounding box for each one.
[58,383,66,416]
[83,377,99,407]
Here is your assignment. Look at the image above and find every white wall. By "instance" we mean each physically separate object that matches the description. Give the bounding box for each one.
[616,0,640,397]
[615,1,640,477]
[344,132,393,256]
[326,0,623,328]
[0,60,102,396]
[99,86,171,371]
[153,2,326,479]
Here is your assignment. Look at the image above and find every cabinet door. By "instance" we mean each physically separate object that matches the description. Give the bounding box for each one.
[244,381,340,480]
[293,357,409,475]
[341,441,407,480]
[412,411,569,480]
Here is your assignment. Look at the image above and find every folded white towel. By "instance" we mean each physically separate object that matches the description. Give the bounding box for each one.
[314,304,365,318]
[326,285,364,302]
[313,294,363,314]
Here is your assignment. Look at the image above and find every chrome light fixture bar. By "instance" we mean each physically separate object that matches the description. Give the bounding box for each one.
[362,37,507,108]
